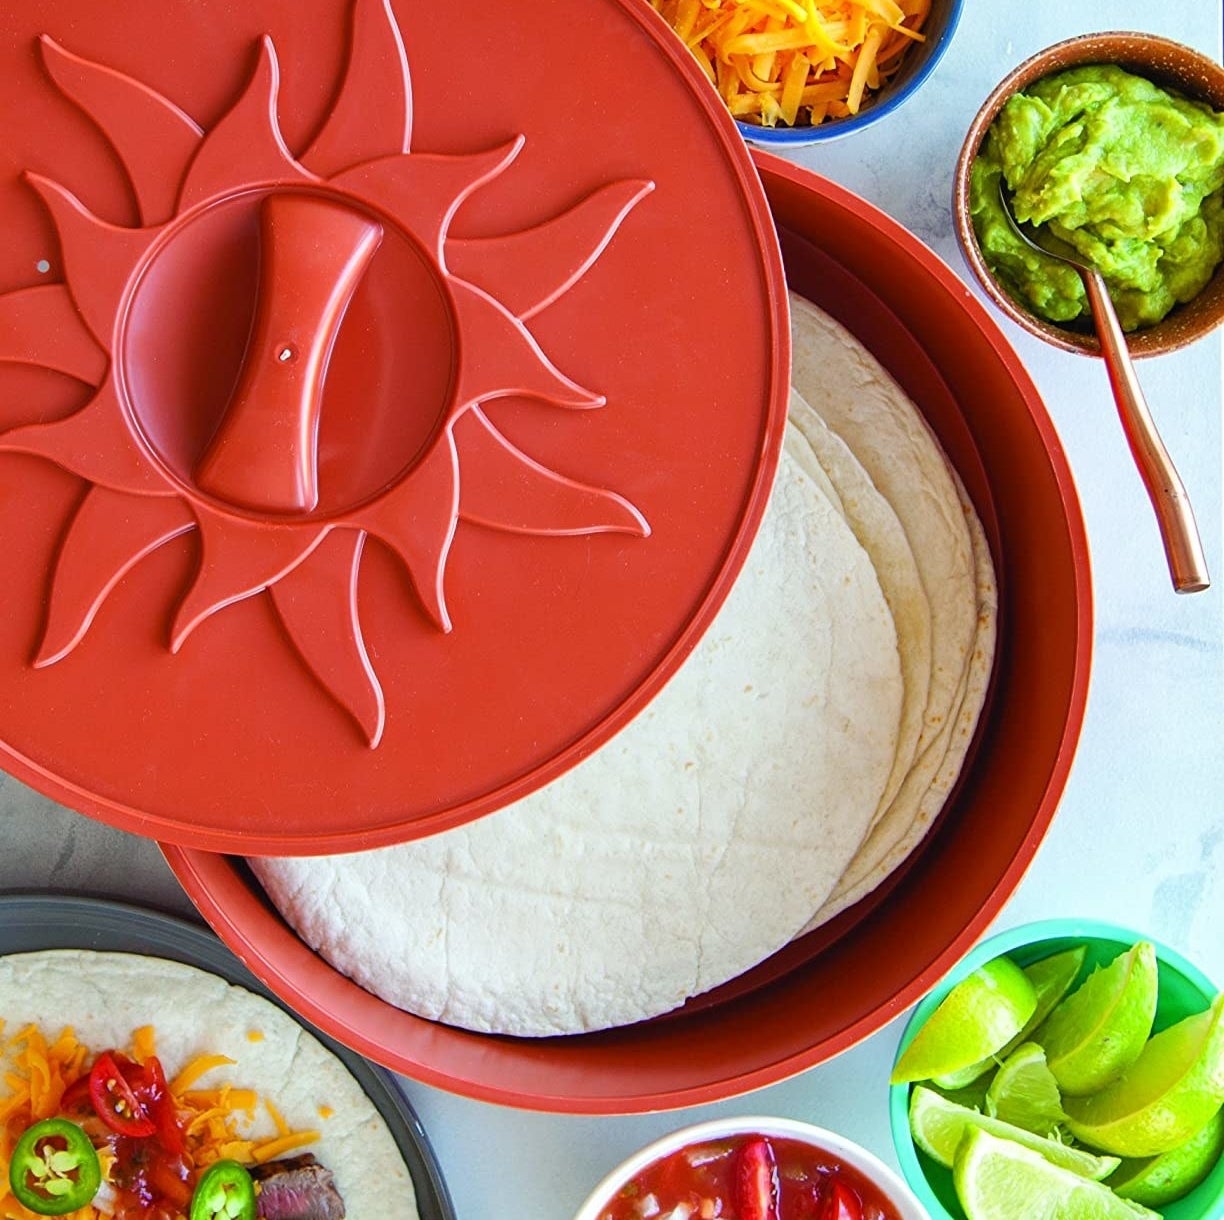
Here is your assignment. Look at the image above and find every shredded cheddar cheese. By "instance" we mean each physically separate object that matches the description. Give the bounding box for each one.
[650,0,931,128]
[182,1087,257,1116]
[263,1096,290,1138]
[0,1025,320,1219]
[131,1026,156,1065]
[169,1053,236,1095]
[251,1130,322,1163]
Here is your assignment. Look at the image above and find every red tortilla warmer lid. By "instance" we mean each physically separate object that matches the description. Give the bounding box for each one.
[0,0,788,853]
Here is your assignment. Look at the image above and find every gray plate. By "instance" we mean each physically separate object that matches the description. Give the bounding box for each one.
[0,892,453,1220]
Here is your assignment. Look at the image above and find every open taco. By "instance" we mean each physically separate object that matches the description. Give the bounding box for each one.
[0,951,416,1220]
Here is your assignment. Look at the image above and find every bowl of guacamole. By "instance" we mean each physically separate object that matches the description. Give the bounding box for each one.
[953,32,1224,358]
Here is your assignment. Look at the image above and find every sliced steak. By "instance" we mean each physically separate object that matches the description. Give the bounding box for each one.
[252,1154,346,1220]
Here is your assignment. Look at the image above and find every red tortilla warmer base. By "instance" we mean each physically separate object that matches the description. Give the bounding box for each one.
[162,152,1093,1112]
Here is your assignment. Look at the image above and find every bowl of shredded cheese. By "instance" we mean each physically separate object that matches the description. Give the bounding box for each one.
[648,0,962,143]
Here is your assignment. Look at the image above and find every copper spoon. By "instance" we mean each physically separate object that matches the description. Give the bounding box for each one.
[997,181,1209,594]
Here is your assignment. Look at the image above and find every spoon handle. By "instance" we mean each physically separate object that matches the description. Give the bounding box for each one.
[1080,269,1210,594]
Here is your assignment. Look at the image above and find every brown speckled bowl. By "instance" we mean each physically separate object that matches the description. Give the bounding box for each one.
[953,32,1224,358]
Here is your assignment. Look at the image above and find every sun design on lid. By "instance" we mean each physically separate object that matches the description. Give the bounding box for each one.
[0,0,652,748]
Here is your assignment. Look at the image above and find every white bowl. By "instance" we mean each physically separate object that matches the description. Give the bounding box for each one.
[572,1116,930,1220]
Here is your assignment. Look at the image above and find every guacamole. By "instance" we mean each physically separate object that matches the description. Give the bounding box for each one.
[970,64,1224,331]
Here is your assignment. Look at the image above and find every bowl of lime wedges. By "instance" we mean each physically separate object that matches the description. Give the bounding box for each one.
[888,919,1224,1220]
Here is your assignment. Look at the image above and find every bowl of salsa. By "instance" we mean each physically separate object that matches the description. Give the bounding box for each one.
[573,1116,929,1220]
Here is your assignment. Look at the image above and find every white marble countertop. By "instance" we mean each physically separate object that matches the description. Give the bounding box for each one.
[1,2,1221,1218]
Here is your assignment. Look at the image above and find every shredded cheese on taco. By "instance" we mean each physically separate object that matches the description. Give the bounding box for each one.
[0,1024,319,1219]
[649,0,931,127]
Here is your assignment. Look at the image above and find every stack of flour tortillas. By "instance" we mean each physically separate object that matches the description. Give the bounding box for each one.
[253,295,997,1036]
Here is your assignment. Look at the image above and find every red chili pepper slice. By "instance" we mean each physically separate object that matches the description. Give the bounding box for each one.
[58,1076,91,1115]
[88,1052,157,1138]
[141,1055,187,1156]
[815,1178,864,1220]
[735,1137,780,1220]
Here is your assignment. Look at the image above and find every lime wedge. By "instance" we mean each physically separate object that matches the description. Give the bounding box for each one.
[932,1058,999,1091]
[892,958,1037,1086]
[929,946,1087,1089]
[1064,994,1224,1157]
[1035,942,1158,1096]
[938,1077,993,1113]
[1106,1105,1224,1207]
[1021,946,1090,1033]
[986,1042,1066,1135]
[953,1129,1159,1220]
[909,1085,1118,1179]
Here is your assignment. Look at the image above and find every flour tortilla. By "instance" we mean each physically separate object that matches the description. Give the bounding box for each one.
[0,950,416,1220]
[787,389,932,816]
[787,297,997,933]
[783,396,847,519]
[789,292,978,765]
[254,433,903,1036]
[805,480,998,930]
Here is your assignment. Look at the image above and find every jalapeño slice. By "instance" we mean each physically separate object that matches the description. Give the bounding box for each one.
[190,1159,257,1220]
[8,1118,101,1216]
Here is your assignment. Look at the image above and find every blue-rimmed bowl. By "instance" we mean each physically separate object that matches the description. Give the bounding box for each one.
[888,919,1224,1220]
[736,0,964,146]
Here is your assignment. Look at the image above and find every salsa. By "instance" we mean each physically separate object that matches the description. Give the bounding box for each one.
[599,1133,903,1220]
[970,64,1224,331]
[61,1052,193,1219]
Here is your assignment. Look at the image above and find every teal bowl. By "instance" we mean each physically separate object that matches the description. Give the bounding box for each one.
[888,919,1224,1220]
